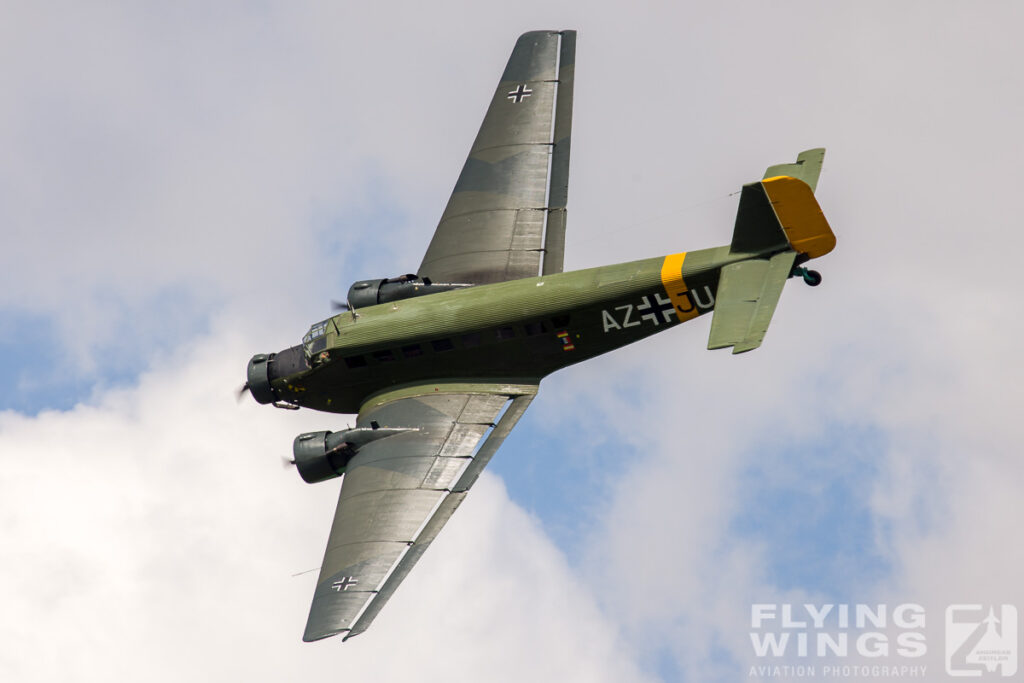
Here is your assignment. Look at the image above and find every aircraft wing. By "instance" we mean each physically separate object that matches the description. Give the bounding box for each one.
[302,382,538,642]
[417,30,575,286]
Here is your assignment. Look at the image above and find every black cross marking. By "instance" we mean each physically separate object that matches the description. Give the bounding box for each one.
[331,576,359,592]
[638,292,677,325]
[507,84,533,103]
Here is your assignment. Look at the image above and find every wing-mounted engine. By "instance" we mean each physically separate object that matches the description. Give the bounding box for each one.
[291,425,415,483]
[346,274,471,309]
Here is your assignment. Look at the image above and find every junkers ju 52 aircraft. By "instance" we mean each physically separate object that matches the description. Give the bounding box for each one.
[243,30,835,642]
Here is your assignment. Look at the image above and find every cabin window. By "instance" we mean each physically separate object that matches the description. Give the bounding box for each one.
[524,321,547,336]
[461,332,482,348]
[344,355,367,369]
[431,338,454,352]
[402,344,423,358]
[373,349,396,363]
[551,314,571,328]
[496,326,515,340]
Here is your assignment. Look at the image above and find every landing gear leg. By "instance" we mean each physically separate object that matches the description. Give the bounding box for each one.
[791,266,822,287]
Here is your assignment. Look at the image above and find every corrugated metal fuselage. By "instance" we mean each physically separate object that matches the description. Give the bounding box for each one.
[270,245,752,413]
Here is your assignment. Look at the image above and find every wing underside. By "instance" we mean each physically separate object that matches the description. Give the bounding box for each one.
[418,30,575,286]
[302,382,537,642]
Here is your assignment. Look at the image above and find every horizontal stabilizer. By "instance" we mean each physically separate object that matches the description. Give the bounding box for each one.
[708,251,796,354]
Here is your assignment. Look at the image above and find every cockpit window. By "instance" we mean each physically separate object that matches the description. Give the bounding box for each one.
[302,319,332,357]
[303,320,329,345]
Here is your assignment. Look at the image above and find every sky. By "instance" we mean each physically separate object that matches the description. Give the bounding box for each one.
[3,2,1023,681]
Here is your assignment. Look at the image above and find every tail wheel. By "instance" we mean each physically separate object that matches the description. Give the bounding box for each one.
[802,269,822,287]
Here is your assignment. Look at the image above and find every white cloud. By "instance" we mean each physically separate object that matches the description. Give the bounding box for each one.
[0,321,653,682]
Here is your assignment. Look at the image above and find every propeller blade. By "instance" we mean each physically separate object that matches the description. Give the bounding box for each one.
[330,299,350,312]
[281,455,296,469]
[235,383,250,403]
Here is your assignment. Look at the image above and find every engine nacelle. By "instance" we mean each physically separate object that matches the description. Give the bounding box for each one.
[246,354,276,404]
[347,274,471,309]
[291,425,416,484]
[292,431,354,483]
[245,345,310,405]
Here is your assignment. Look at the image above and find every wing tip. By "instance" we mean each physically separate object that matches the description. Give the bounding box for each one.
[706,339,763,354]
[302,627,351,643]
[732,340,762,354]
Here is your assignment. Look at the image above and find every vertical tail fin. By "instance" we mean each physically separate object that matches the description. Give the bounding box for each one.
[764,147,825,192]
[729,150,835,259]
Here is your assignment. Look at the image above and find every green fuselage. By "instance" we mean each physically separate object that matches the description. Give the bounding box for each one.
[270,245,749,414]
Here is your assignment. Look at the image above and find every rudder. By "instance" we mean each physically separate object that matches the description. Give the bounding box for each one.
[729,149,835,259]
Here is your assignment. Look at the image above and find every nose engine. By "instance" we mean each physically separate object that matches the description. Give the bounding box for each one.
[245,345,309,405]
[245,354,277,404]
